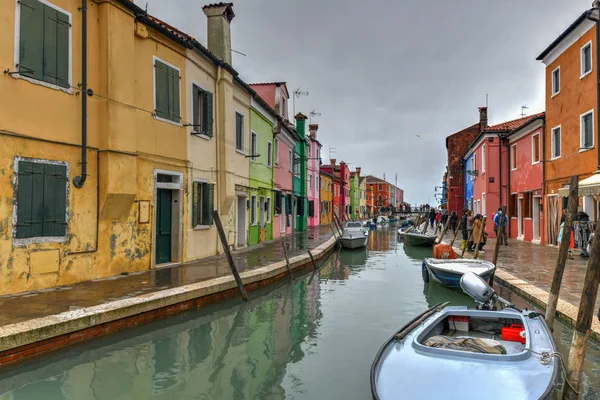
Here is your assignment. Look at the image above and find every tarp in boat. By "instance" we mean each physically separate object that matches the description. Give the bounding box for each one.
[423,336,507,355]
[433,243,457,259]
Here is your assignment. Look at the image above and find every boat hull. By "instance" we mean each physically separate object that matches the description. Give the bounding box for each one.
[371,305,559,400]
[403,232,437,247]
[339,236,369,249]
[424,259,496,289]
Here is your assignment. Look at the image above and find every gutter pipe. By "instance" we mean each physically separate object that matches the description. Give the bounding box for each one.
[74,0,87,188]
[586,8,600,170]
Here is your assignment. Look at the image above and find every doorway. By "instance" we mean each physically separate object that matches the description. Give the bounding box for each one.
[547,195,559,245]
[280,194,285,234]
[517,198,523,238]
[153,170,183,267]
[533,197,541,242]
[237,195,247,247]
[156,189,172,264]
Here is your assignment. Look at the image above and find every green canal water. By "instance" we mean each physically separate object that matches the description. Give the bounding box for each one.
[0,227,599,399]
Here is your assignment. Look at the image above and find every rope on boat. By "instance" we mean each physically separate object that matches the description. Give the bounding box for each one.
[526,348,579,395]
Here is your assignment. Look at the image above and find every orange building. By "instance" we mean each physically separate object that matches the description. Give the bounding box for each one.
[537,12,599,244]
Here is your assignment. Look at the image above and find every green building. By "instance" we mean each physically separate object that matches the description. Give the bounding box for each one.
[350,171,360,220]
[293,113,308,232]
[248,99,276,246]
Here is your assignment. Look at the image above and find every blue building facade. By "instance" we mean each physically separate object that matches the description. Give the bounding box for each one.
[464,154,475,211]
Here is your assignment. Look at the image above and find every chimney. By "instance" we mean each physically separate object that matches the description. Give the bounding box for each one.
[295,113,307,139]
[330,158,336,166]
[479,107,488,131]
[356,167,361,177]
[202,3,235,65]
[309,124,318,140]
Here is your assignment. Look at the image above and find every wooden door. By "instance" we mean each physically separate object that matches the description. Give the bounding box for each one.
[156,189,172,264]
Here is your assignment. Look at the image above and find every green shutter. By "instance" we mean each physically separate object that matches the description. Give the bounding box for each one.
[53,164,67,236]
[19,0,44,81]
[30,163,45,237]
[167,66,180,122]
[55,11,69,87]
[16,161,33,238]
[42,5,58,86]
[42,164,57,236]
[155,61,169,119]
[192,182,199,226]
[205,92,213,137]
[203,184,214,225]
[192,85,200,129]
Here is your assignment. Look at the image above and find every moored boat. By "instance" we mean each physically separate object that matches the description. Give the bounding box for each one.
[403,231,437,247]
[370,273,559,400]
[422,258,496,288]
[338,222,369,249]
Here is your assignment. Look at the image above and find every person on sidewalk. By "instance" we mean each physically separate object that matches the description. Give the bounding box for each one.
[493,208,508,246]
[461,208,469,252]
[471,214,485,252]
[435,211,441,229]
[429,208,436,228]
[440,210,449,231]
[466,210,474,251]
[449,211,458,233]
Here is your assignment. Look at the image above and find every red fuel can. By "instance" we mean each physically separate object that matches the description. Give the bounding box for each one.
[502,324,526,344]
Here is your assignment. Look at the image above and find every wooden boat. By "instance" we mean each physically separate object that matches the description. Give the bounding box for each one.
[422,258,496,289]
[338,222,369,249]
[403,231,437,247]
[371,273,559,400]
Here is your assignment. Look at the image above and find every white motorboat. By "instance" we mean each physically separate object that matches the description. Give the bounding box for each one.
[422,258,496,289]
[338,222,369,249]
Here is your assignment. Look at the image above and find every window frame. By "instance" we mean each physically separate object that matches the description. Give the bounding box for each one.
[274,138,279,164]
[190,81,214,139]
[511,144,517,171]
[13,156,70,245]
[551,125,562,160]
[289,150,293,172]
[250,195,257,225]
[13,0,73,93]
[152,56,182,126]
[267,140,273,168]
[551,66,560,97]
[266,197,271,223]
[481,144,486,174]
[192,178,214,229]
[580,109,595,151]
[235,111,245,152]
[581,41,593,79]
[482,193,486,216]
[532,133,541,164]
[250,131,258,162]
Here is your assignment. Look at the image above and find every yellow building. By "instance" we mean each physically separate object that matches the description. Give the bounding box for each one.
[320,171,334,225]
[359,177,367,218]
[0,0,252,295]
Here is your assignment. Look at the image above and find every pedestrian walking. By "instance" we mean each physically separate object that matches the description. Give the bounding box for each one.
[461,208,469,253]
[466,210,474,251]
[493,208,508,245]
[449,211,458,233]
[440,210,449,231]
[471,214,484,252]
[435,211,441,229]
[429,208,436,228]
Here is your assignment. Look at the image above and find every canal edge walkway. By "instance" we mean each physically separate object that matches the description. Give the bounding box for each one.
[0,230,338,367]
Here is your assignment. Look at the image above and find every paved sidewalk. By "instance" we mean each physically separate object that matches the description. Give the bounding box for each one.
[0,226,333,328]
[439,230,598,311]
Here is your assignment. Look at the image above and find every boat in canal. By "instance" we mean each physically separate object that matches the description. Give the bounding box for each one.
[338,222,369,249]
[422,258,496,289]
[370,272,559,400]
[402,231,437,247]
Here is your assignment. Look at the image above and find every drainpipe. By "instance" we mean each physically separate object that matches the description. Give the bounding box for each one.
[73,0,88,188]
[215,66,222,254]
[587,6,600,170]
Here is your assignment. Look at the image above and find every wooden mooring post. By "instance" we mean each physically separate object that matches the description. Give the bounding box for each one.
[490,206,507,286]
[280,239,293,280]
[212,211,249,301]
[563,219,600,400]
[436,217,451,245]
[449,219,462,248]
[473,217,487,260]
[546,176,578,330]
[308,250,318,270]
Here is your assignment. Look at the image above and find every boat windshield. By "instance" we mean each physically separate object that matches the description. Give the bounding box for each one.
[347,222,363,228]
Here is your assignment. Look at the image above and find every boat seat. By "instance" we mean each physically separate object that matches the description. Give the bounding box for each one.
[423,335,507,355]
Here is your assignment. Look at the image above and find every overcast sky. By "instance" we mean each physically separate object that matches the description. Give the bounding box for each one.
[145,0,592,205]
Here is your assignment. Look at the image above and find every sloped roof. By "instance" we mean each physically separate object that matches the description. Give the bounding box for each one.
[536,12,588,61]
[484,112,545,133]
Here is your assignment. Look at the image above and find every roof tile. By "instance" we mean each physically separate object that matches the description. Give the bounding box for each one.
[484,112,545,133]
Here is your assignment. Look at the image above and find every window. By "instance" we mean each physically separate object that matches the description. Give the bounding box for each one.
[281,97,287,119]
[509,193,518,218]
[250,132,258,162]
[294,155,300,175]
[482,193,486,216]
[267,141,273,167]
[317,148,320,161]
[581,110,594,149]
[378,184,382,190]
[154,58,181,123]
[17,0,71,88]
[309,174,313,190]
[552,67,560,96]
[235,112,244,151]
[532,133,540,163]
[581,41,592,78]
[308,201,315,217]
[250,195,257,225]
[274,139,279,164]
[192,84,214,136]
[481,144,486,174]
[266,197,271,223]
[259,196,265,227]
[289,150,293,172]
[511,144,517,170]
[551,126,561,159]
[192,181,214,226]
[14,159,68,240]
[523,192,532,219]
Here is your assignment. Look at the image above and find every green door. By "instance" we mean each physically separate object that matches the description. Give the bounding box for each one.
[156,189,172,264]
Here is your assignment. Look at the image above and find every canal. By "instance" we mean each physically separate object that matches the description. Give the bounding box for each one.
[0,227,599,399]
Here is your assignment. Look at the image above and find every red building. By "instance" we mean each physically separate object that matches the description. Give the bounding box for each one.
[445,108,487,214]
[366,176,390,211]
[321,159,350,218]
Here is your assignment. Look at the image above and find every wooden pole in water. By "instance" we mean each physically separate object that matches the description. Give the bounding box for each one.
[473,217,487,260]
[492,206,508,266]
[450,219,462,247]
[546,176,578,330]
[212,211,248,301]
[280,239,293,280]
[308,250,318,270]
[563,219,600,400]
[436,217,451,245]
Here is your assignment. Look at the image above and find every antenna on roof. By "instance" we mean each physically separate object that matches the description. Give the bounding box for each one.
[232,49,247,56]
[145,2,148,13]
[520,105,529,117]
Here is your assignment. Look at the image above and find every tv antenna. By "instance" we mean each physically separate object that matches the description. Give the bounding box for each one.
[520,105,529,117]
[293,88,309,119]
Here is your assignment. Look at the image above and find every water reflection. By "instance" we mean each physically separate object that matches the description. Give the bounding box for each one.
[422,281,477,309]
[402,242,433,262]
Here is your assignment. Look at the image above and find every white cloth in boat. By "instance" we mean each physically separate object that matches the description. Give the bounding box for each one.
[423,335,507,355]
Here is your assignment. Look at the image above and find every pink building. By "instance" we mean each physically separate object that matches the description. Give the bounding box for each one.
[463,113,544,237]
[507,114,545,243]
[249,82,298,238]
[307,124,322,227]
